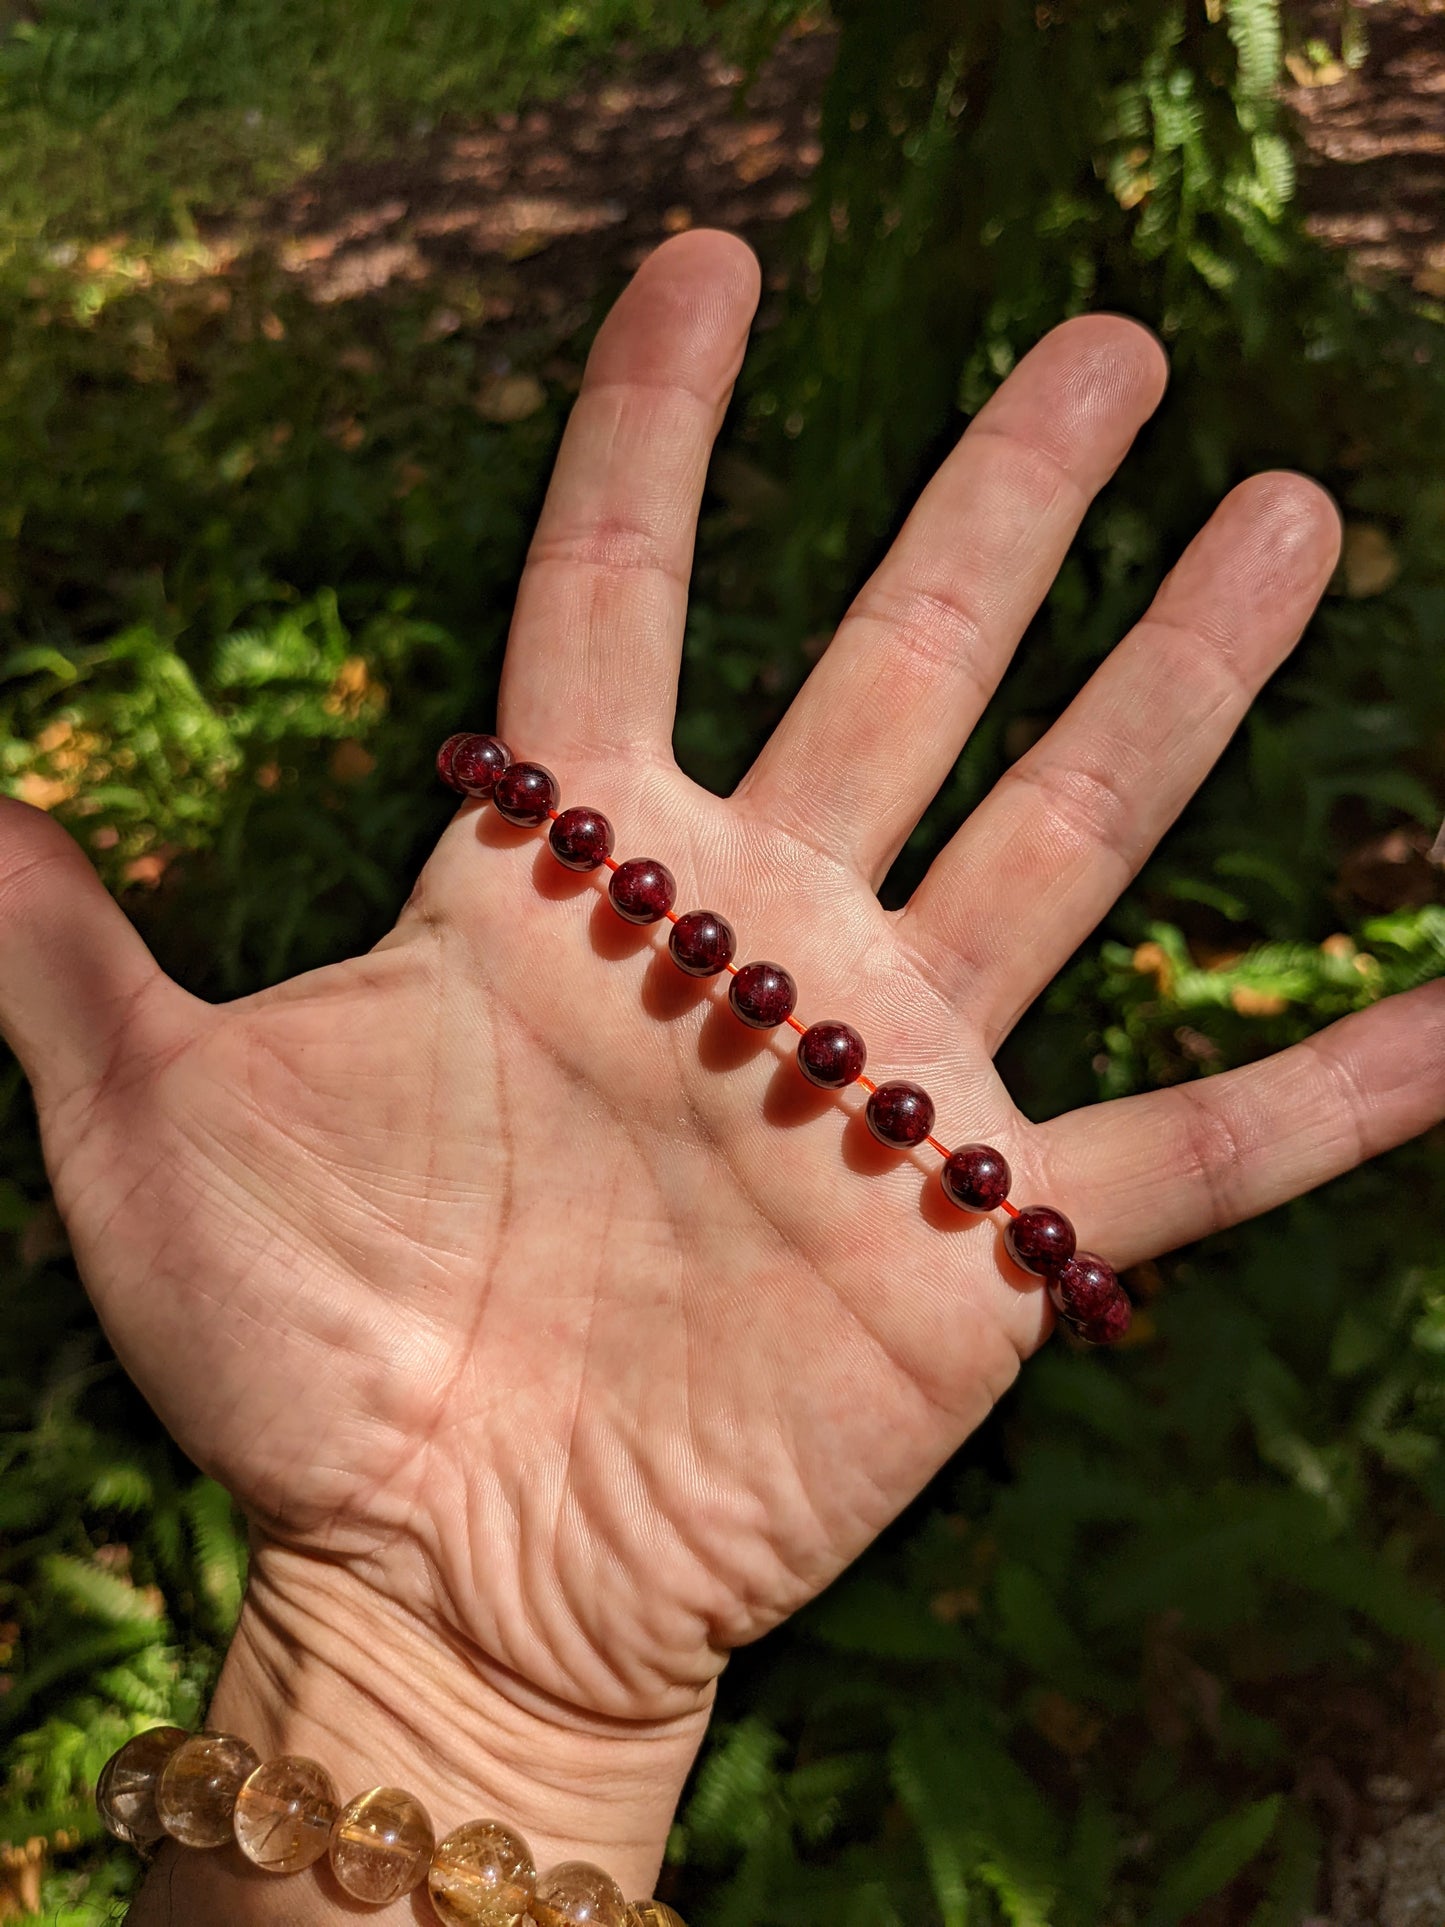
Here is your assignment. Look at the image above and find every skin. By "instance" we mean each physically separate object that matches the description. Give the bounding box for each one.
[2,231,1442,1922]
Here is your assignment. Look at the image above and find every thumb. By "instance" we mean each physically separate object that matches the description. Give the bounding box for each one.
[0,799,192,1112]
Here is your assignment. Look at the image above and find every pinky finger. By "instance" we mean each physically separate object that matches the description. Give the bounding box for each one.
[1043,980,1445,1268]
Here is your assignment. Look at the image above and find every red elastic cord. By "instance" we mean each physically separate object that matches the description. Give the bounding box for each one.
[532,798,1021,1216]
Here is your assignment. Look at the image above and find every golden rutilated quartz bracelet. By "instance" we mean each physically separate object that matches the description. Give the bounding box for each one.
[97,1727,685,1926]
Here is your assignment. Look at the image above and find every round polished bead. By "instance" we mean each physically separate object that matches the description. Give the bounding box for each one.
[233,1755,338,1873]
[941,1143,1011,1213]
[669,909,736,977]
[609,857,676,924]
[450,733,512,799]
[1003,1205,1076,1277]
[1073,1288,1134,1347]
[627,1904,687,1927]
[437,732,476,791]
[797,1020,866,1089]
[549,806,614,872]
[329,1786,435,1903]
[532,1860,630,1927]
[865,1080,935,1148]
[728,961,797,1029]
[155,1731,261,1849]
[1050,1252,1131,1346]
[95,1726,188,1847]
[492,760,559,826]
[428,1818,536,1925]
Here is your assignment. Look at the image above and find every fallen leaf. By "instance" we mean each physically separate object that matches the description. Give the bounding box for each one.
[1230,985,1289,1018]
[123,850,174,888]
[1132,940,1173,993]
[14,772,74,811]
[476,372,546,422]
[329,740,377,784]
[1032,1691,1104,1757]
[1339,522,1401,598]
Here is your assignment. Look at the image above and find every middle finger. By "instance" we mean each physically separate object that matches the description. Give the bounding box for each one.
[734,315,1168,883]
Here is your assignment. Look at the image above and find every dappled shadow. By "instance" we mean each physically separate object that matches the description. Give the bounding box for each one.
[204,30,833,350]
[1284,0,1445,295]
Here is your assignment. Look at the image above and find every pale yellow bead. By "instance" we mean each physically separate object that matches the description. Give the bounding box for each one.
[95,1727,188,1847]
[154,1731,261,1849]
[531,1860,630,1927]
[233,1754,338,1873]
[328,1785,435,1903]
[427,1818,536,1925]
[627,1904,687,1927]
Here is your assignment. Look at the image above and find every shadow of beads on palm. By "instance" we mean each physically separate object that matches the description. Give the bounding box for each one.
[233,1754,339,1873]
[95,1726,188,1848]
[329,1785,436,1902]
[427,1817,537,1925]
[440,732,1134,1345]
[531,1859,631,1926]
[154,1732,261,1849]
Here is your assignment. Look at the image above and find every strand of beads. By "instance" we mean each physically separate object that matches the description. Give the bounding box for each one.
[97,1727,685,1925]
[438,731,1132,1346]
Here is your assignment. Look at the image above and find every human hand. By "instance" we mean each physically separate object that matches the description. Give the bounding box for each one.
[4,232,1442,1912]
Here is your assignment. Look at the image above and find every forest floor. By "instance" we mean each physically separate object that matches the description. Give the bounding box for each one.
[186,1,1445,358]
[1284,0,1445,297]
[193,25,833,380]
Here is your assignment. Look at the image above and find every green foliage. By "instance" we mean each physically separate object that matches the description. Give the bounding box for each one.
[2,0,1444,1921]
[0,1254,236,1920]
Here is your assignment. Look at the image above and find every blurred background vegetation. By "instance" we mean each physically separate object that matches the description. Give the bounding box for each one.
[2,0,1445,1920]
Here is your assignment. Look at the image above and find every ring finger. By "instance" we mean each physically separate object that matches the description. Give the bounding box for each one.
[734,315,1168,883]
[902,472,1342,1042]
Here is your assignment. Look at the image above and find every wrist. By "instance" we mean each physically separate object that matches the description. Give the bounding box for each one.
[129,1542,712,1923]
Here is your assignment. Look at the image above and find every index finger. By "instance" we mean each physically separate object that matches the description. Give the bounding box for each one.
[498,230,760,765]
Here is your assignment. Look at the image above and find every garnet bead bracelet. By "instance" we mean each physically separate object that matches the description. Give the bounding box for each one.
[437,730,1132,1346]
[98,1726,684,1925]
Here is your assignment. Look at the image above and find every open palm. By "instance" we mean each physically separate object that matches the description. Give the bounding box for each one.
[4,234,1443,1884]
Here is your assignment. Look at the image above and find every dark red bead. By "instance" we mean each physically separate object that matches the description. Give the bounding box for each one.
[1048,1252,1125,1333]
[1072,1290,1133,1347]
[797,1020,867,1089]
[669,910,736,976]
[450,733,512,799]
[729,962,797,1029]
[492,760,558,825]
[941,1143,1011,1213]
[437,732,475,791]
[865,1081,935,1148]
[1004,1205,1076,1277]
[609,857,676,924]
[549,806,614,872]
